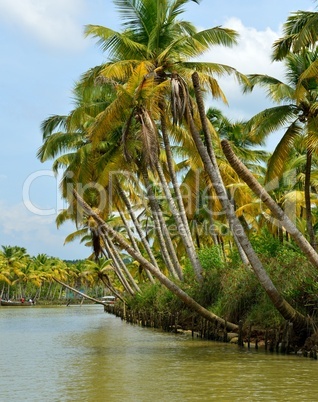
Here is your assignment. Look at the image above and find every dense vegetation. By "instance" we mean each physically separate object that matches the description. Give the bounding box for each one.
[3,0,318,346]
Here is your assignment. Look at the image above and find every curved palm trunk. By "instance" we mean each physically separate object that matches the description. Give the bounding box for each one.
[117,206,155,284]
[156,160,203,282]
[115,182,156,284]
[101,233,136,296]
[305,149,316,250]
[192,75,250,266]
[160,113,198,240]
[73,189,238,332]
[53,277,125,304]
[190,72,311,334]
[221,139,318,269]
[107,235,141,294]
[140,165,183,280]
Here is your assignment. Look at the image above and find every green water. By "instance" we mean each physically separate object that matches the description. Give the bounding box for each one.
[0,305,317,401]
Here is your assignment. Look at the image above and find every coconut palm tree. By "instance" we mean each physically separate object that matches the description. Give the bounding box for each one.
[272,6,318,61]
[188,71,312,335]
[243,49,318,249]
[82,0,249,282]
[73,187,239,331]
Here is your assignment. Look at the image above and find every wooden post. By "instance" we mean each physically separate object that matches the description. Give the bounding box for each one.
[238,320,244,347]
[265,328,268,351]
[191,315,195,338]
[223,320,228,343]
[280,321,289,354]
[247,323,252,349]
[286,322,293,354]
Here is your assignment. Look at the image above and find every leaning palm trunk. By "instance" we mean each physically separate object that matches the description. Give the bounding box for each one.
[221,139,318,269]
[160,112,202,256]
[305,149,317,250]
[156,160,203,282]
[161,113,191,231]
[191,74,250,266]
[140,165,183,280]
[100,232,136,296]
[115,183,156,283]
[104,233,141,294]
[117,206,155,284]
[53,277,125,304]
[72,189,238,332]
[190,72,311,334]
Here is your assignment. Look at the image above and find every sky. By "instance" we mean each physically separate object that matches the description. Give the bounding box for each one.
[0,0,315,260]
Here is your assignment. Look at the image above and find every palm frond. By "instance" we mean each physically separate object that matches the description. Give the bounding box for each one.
[246,105,298,141]
[37,132,85,162]
[295,59,318,99]
[85,24,147,59]
[243,74,295,103]
[265,121,303,183]
[64,228,90,244]
[40,115,67,140]
[272,11,318,60]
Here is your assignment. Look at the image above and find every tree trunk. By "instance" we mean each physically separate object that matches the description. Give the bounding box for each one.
[101,233,136,296]
[72,189,238,332]
[140,164,183,280]
[190,72,311,334]
[115,181,156,283]
[305,149,316,250]
[221,139,318,269]
[156,160,203,282]
[117,206,155,284]
[53,277,124,304]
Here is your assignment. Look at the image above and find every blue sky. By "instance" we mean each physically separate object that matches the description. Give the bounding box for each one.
[0,0,315,259]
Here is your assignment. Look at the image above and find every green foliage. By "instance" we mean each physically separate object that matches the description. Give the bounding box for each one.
[184,245,224,278]
[247,300,283,328]
[249,231,282,258]
[267,249,318,315]
[127,282,182,314]
[183,246,225,306]
[198,246,224,272]
[211,264,263,323]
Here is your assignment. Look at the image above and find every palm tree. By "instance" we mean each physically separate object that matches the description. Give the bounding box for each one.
[0,246,30,299]
[73,188,239,332]
[243,49,318,249]
[83,0,247,282]
[272,7,318,61]
[189,71,311,335]
[38,0,249,329]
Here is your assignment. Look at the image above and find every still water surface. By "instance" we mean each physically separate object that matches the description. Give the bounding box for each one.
[0,305,317,401]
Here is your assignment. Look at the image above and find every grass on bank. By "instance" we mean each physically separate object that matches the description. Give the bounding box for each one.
[126,231,318,331]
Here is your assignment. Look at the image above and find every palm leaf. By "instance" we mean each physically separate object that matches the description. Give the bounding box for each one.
[41,115,67,140]
[272,11,318,60]
[243,74,295,103]
[265,121,303,183]
[246,105,298,142]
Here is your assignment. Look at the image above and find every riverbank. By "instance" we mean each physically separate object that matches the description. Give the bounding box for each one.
[104,302,318,360]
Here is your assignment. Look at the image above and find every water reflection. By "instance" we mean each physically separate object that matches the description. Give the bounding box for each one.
[1,306,317,401]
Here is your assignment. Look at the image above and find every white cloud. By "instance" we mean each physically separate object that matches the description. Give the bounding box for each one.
[199,17,286,122]
[0,200,89,259]
[210,18,284,77]
[0,0,86,51]
[0,200,55,237]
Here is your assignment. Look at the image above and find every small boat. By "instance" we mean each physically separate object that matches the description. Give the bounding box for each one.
[1,300,33,306]
[101,295,116,305]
